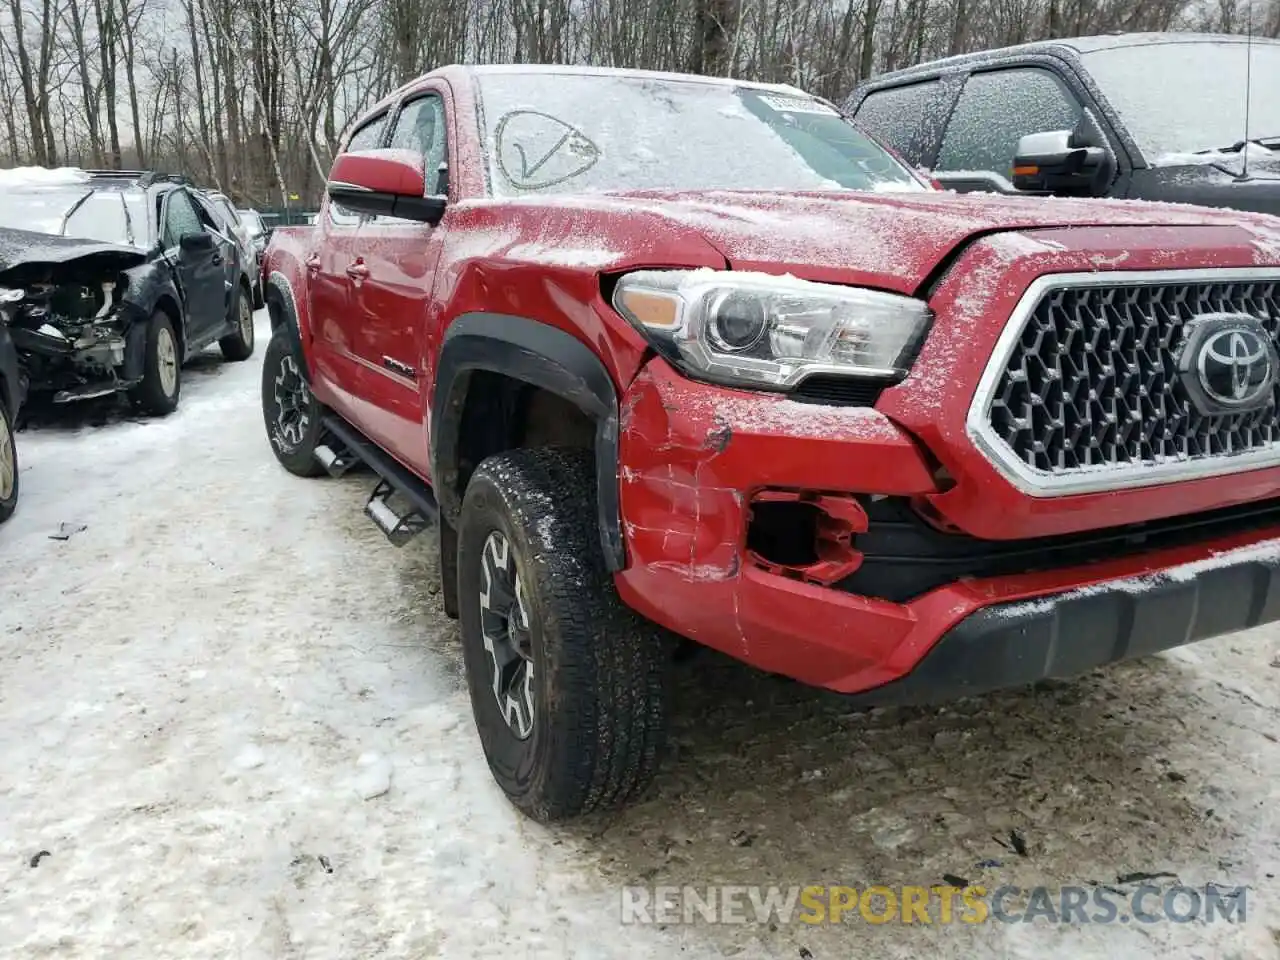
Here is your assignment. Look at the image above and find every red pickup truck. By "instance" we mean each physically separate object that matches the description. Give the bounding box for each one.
[261,64,1280,822]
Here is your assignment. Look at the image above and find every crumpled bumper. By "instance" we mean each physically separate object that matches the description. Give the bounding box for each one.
[614,356,1280,697]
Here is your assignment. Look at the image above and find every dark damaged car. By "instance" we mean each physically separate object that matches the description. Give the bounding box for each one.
[0,169,256,417]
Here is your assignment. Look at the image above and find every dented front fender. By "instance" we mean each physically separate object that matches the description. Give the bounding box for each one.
[614,357,938,661]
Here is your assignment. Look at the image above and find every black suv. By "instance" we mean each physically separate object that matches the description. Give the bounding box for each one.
[0,168,256,415]
[845,32,1280,215]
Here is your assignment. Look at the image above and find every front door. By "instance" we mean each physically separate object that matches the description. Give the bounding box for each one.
[161,189,223,346]
[307,111,390,423]
[346,89,450,478]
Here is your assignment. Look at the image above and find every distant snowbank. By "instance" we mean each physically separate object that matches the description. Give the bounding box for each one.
[0,166,89,188]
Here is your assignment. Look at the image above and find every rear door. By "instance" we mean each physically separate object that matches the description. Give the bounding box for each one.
[345,88,451,477]
[160,188,224,345]
[848,77,952,169]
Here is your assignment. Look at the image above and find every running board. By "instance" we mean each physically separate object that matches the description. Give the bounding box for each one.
[321,414,439,547]
[365,479,432,546]
[313,443,359,478]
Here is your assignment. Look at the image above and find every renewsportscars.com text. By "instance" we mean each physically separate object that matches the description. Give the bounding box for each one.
[620,883,1247,926]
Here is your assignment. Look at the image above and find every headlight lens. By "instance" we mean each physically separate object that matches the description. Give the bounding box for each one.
[612,269,932,389]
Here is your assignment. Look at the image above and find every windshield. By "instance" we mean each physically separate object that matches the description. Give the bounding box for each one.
[1084,41,1280,162]
[0,186,146,247]
[238,210,265,236]
[474,72,925,197]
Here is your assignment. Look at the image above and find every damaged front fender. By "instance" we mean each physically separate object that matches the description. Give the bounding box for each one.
[613,356,939,663]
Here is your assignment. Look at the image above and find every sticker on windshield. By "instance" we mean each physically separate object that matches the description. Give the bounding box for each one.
[493,110,600,191]
[756,94,840,116]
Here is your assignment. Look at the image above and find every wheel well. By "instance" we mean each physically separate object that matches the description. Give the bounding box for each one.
[154,295,183,357]
[454,371,596,499]
[266,286,286,331]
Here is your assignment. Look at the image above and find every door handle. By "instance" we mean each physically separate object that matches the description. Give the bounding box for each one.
[345,261,370,282]
[305,254,321,273]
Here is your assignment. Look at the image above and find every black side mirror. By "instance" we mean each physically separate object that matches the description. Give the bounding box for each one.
[179,231,216,255]
[1013,109,1116,196]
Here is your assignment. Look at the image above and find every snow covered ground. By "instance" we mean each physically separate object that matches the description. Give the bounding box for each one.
[2,310,1279,959]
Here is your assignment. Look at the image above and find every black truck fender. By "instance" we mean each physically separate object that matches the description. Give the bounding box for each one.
[431,312,625,572]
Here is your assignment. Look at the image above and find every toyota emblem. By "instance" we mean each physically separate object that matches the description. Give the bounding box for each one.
[1178,314,1279,415]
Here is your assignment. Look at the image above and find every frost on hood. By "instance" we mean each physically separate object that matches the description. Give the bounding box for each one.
[472,71,925,199]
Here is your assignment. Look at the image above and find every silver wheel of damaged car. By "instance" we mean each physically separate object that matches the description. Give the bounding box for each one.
[239,295,254,345]
[0,409,14,500]
[157,324,178,397]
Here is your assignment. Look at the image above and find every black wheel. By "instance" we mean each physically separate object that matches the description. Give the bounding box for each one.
[219,284,255,361]
[458,447,667,821]
[128,310,181,415]
[0,400,18,524]
[262,325,325,477]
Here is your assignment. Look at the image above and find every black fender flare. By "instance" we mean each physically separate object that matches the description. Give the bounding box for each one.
[264,270,310,380]
[432,312,624,571]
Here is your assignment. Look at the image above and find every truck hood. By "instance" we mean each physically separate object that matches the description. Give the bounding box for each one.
[603,190,1280,291]
[453,190,1280,295]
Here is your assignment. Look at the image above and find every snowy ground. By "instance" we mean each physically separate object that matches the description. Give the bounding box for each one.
[2,310,1280,959]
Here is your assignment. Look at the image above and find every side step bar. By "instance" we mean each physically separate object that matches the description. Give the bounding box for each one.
[319,414,440,547]
[313,442,360,477]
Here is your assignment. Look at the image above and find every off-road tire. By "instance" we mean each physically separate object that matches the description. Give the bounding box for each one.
[129,310,181,416]
[220,284,256,361]
[0,399,18,524]
[262,326,325,477]
[458,447,667,821]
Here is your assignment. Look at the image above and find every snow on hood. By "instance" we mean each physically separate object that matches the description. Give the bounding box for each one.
[0,166,90,188]
[454,189,1280,293]
[0,225,147,278]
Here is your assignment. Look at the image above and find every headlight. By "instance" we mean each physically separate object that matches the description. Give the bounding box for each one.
[612,269,932,389]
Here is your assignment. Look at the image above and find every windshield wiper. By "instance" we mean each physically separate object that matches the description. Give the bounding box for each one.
[1196,135,1280,154]
[58,189,94,235]
[118,191,135,246]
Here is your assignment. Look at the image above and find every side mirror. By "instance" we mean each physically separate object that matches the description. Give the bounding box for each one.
[326,149,447,225]
[1012,110,1116,196]
[179,231,216,255]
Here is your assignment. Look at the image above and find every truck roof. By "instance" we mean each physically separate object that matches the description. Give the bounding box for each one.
[862,31,1280,85]
[384,62,813,105]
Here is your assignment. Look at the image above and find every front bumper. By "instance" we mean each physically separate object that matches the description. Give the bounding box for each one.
[849,537,1280,705]
[615,357,1280,698]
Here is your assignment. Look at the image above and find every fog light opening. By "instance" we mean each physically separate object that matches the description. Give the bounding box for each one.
[746,490,868,586]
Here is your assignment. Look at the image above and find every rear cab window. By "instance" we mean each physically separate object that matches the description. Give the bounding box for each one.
[850,80,944,166]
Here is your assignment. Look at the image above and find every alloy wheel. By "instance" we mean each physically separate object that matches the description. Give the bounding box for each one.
[0,411,13,501]
[157,326,178,397]
[239,297,255,347]
[478,530,536,740]
[272,353,311,449]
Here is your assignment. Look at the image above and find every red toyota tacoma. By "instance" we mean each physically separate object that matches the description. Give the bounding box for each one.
[260,64,1280,821]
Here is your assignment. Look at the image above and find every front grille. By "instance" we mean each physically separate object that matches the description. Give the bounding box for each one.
[983,274,1280,482]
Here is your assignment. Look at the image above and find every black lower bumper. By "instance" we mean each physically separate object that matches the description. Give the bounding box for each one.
[850,546,1280,707]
